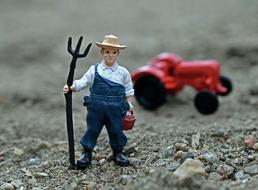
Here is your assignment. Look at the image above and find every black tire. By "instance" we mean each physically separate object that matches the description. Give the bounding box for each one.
[217,76,233,96]
[134,75,166,110]
[194,91,219,115]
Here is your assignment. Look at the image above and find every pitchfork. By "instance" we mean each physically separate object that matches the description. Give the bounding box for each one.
[65,36,91,169]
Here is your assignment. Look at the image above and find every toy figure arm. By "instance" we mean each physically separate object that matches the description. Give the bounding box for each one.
[74,65,95,91]
[124,69,134,110]
[123,69,134,96]
[126,96,134,110]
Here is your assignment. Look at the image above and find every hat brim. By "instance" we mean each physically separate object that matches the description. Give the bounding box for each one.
[95,42,127,49]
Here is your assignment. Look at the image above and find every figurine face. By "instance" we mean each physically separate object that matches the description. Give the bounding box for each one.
[101,48,120,66]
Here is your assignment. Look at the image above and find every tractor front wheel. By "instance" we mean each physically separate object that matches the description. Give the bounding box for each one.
[134,75,166,110]
[194,91,219,115]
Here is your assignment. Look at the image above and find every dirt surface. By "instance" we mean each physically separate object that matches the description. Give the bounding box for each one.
[1,0,258,189]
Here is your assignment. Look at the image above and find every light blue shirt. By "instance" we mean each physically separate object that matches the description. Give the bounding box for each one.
[74,61,134,97]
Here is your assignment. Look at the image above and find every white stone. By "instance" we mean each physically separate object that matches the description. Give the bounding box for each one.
[174,158,206,178]
[0,183,15,190]
[13,148,24,156]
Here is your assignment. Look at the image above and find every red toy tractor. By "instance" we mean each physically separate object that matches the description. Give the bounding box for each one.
[131,53,233,114]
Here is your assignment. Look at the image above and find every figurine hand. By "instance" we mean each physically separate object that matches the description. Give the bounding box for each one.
[69,83,77,92]
[128,101,134,111]
[63,85,69,94]
[63,83,77,94]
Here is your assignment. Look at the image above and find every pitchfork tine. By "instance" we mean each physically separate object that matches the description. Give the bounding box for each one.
[74,36,83,54]
[78,43,92,58]
[67,37,74,55]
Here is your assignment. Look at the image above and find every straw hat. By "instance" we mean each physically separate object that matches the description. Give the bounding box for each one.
[95,35,127,49]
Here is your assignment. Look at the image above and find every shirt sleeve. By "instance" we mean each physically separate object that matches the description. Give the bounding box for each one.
[74,65,95,91]
[123,69,134,97]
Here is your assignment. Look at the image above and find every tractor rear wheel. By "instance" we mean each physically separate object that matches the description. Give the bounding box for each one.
[134,75,166,110]
[217,76,233,96]
[194,91,219,115]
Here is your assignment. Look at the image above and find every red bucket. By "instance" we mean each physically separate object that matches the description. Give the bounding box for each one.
[123,111,136,130]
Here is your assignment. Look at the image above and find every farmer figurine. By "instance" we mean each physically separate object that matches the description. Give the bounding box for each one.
[63,35,134,168]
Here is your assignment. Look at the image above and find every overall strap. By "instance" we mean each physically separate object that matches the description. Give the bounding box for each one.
[94,64,99,73]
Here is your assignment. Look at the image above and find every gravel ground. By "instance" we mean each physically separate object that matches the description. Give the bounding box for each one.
[0,0,258,189]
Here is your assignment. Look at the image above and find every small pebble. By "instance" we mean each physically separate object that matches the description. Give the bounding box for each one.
[253,143,258,150]
[161,145,175,158]
[91,160,98,165]
[0,183,15,190]
[13,148,24,156]
[208,172,222,181]
[175,143,188,151]
[244,164,258,175]
[118,175,133,185]
[174,150,184,160]
[99,159,106,166]
[34,172,49,178]
[201,152,219,163]
[244,135,256,149]
[28,158,41,166]
[10,180,23,188]
[130,158,142,167]
[217,164,234,177]
[234,171,250,181]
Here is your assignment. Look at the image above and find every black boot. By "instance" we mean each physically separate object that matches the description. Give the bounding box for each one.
[113,150,129,167]
[77,149,92,169]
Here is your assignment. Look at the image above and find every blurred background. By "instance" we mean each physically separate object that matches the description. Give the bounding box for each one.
[1,0,258,95]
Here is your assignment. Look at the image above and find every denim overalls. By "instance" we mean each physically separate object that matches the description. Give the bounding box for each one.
[80,64,130,151]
